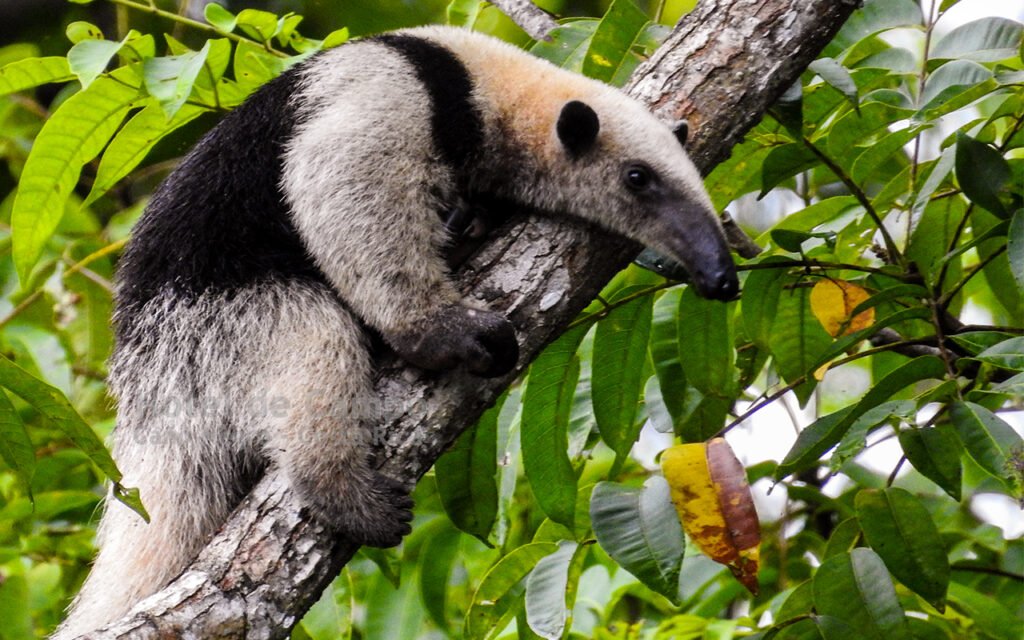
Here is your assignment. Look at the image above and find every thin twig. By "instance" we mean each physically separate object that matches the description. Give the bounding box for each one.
[737,259,900,277]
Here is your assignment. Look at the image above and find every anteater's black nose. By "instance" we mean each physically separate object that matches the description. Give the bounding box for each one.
[699,266,740,301]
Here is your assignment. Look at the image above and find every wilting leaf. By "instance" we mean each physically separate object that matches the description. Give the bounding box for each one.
[809,280,875,337]
[661,438,760,593]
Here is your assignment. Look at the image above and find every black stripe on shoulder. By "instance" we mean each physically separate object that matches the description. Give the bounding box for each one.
[114,63,326,338]
[374,34,484,171]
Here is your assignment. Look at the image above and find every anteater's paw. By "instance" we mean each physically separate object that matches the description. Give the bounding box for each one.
[390,305,519,378]
[330,474,414,548]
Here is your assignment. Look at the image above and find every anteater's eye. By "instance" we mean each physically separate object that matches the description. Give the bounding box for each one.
[623,163,654,191]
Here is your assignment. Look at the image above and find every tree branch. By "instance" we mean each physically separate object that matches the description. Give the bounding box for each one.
[78,2,858,637]
[488,0,558,41]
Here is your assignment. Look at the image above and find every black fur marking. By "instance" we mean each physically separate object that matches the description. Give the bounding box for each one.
[672,120,689,147]
[557,100,600,158]
[374,34,484,172]
[115,65,325,340]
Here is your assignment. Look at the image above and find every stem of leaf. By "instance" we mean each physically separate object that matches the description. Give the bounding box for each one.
[799,135,904,266]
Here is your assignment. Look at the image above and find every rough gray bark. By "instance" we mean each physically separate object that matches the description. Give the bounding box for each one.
[488,0,558,41]
[78,1,858,637]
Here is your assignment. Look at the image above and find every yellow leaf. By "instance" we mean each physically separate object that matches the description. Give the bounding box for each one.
[590,54,613,67]
[661,438,761,594]
[809,279,874,338]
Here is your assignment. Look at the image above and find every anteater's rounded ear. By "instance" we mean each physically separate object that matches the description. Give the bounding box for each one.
[557,101,600,158]
[672,120,689,147]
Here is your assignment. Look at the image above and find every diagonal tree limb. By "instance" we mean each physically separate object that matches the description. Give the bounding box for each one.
[488,0,558,41]
[78,1,859,637]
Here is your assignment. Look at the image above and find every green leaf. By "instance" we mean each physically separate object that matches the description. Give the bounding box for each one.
[826,103,914,168]
[0,56,73,97]
[809,59,858,110]
[436,396,501,542]
[11,73,141,282]
[813,549,910,640]
[760,143,820,197]
[946,583,1020,640]
[593,289,652,467]
[143,42,212,118]
[772,79,803,137]
[777,357,946,478]
[679,392,730,443]
[678,286,735,397]
[235,9,279,42]
[778,580,815,621]
[1008,209,1024,294]
[851,126,928,185]
[590,478,684,604]
[524,541,582,640]
[763,196,860,238]
[855,488,950,611]
[0,390,34,490]
[741,258,790,350]
[204,2,237,33]
[447,0,484,27]
[301,573,354,640]
[522,326,587,530]
[85,102,207,206]
[529,20,598,71]
[465,542,557,640]
[823,518,861,560]
[650,288,687,422]
[829,400,915,473]
[830,0,922,53]
[972,336,1024,371]
[898,425,962,501]
[418,522,461,631]
[580,0,650,86]
[930,18,1023,63]
[67,38,124,88]
[66,21,104,44]
[949,401,1023,485]
[955,133,1010,217]
[0,354,120,482]
[919,60,993,113]
[768,286,834,405]
[322,28,350,50]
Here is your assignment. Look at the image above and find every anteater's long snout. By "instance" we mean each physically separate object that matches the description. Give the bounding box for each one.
[652,198,740,301]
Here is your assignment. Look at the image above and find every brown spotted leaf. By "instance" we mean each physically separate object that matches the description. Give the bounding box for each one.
[661,438,761,593]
